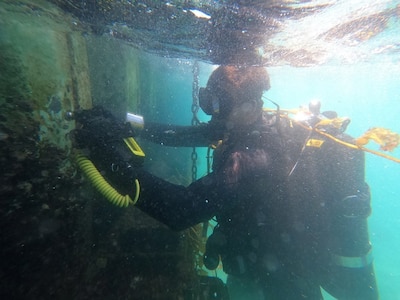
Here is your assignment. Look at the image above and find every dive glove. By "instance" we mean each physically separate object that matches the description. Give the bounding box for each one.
[70,106,143,198]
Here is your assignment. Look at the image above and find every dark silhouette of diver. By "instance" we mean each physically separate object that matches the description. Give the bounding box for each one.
[72,65,379,299]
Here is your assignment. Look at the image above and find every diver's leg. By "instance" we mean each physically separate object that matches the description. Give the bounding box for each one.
[261,272,323,300]
[227,272,323,300]
[321,263,378,300]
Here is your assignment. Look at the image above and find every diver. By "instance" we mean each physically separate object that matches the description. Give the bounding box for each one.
[71,65,379,299]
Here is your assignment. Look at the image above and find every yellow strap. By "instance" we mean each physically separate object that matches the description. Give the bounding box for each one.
[275,111,400,164]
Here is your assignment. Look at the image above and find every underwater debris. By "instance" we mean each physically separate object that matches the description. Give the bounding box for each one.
[356,127,400,152]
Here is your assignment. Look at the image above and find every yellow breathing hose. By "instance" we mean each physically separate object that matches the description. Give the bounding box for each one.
[75,154,140,207]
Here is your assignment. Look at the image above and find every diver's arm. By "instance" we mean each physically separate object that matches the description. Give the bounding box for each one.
[134,170,222,231]
[70,106,223,231]
[140,122,224,147]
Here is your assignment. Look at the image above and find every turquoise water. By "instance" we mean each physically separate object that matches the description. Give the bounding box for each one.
[140,54,400,299]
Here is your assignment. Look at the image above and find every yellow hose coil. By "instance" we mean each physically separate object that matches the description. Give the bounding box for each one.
[75,154,140,207]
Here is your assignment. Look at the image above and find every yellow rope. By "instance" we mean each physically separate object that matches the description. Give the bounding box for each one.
[315,125,400,163]
[276,112,400,164]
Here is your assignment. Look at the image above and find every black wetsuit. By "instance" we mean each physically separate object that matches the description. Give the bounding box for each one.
[95,111,379,299]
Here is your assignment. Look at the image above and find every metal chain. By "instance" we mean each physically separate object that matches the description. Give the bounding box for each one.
[191,61,200,126]
[191,61,200,182]
[191,62,210,241]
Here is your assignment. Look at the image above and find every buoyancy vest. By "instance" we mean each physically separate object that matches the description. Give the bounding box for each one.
[206,111,366,279]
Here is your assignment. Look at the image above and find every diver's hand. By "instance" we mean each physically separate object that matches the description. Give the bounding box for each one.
[69,107,143,206]
[70,106,143,171]
[71,106,134,151]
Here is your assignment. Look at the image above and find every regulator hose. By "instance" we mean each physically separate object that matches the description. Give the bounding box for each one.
[75,154,140,207]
